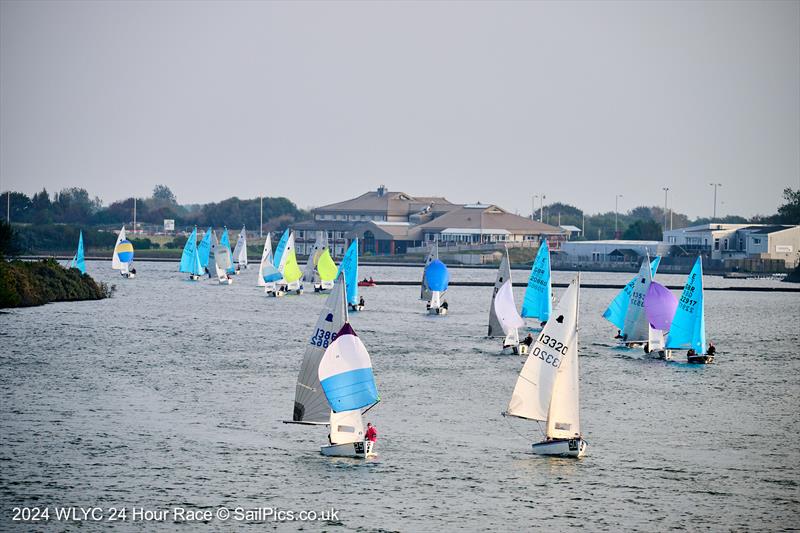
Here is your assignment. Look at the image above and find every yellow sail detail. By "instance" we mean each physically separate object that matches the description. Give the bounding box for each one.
[283,249,303,283]
[317,249,338,281]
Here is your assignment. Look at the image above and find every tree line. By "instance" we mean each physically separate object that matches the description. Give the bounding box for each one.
[0,185,309,230]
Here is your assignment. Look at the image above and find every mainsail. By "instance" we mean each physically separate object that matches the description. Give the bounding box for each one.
[220,228,236,275]
[293,277,349,423]
[665,256,706,354]
[603,256,661,330]
[232,226,248,268]
[488,249,512,337]
[197,228,212,270]
[621,255,655,343]
[507,275,581,440]
[179,227,203,276]
[336,240,359,305]
[211,230,232,280]
[420,241,440,300]
[258,233,279,287]
[521,240,552,322]
[112,226,134,274]
[69,231,86,274]
[273,229,290,270]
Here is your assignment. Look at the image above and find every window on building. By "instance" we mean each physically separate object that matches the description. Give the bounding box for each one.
[714,239,719,250]
[753,238,761,245]
[723,238,728,250]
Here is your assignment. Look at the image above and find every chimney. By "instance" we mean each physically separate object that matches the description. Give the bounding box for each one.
[377,185,386,197]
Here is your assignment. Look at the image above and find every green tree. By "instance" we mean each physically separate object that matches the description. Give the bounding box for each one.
[777,187,800,224]
[622,219,663,240]
[152,184,177,206]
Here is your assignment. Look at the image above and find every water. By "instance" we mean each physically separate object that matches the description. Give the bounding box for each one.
[1,261,798,531]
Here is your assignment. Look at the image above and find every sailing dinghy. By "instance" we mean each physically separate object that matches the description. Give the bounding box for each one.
[198,228,212,277]
[665,257,712,364]
[232,226,248,272]
[267,229,291,297]
[210,230,233,285]
[425,259,449,315]
[505,274,587,458]
[179,227,204,280]
[280,231,304,295]
[220,228,237,276]
[521,240,552,330]
[420,241,440,301]
[303,231,338,292]
[286,275,380,458]
[494,278,527,355]
[337,240,361,311]
[68,231,86,274]
[487,250,514,337]
[112,226,136,278]
[258,233,281,292]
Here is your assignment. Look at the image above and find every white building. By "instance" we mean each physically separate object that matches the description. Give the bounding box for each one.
[662,223,800,266]
[560,240,671,262]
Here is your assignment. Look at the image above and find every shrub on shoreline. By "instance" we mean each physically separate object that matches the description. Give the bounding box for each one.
[0,259,113,308]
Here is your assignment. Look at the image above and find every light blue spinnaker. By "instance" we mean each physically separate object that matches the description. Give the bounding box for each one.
[521,240,552,321]
[318,323,379,413]
[665,257,706,354]
[602,256,661,330]
[425,259,449,291]
[197,228,212,269]
[336,239,359,305]
[69,231,86,274]
[220,228,236,274]
[273,229,290,269]
[179,227,203,276]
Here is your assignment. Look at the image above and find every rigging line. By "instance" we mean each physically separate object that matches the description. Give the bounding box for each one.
[501,412,545,443]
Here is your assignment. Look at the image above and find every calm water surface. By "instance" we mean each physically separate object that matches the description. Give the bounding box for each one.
[1,261,798,531]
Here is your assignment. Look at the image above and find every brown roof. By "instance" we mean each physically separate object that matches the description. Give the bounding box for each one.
[315,189,458,216]
[416,204,565,234]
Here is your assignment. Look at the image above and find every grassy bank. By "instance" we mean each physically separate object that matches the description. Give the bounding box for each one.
[0,259,113,308]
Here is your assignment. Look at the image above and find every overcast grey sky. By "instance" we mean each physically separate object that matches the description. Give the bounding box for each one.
[1,0,798,219]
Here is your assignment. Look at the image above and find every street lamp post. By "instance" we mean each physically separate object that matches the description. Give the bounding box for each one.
[662,187,670,232]
[260,196,263,238]
[615,194,623,239]
[532,195,538,220]
[710,183,722,220]
[540,195,546,223]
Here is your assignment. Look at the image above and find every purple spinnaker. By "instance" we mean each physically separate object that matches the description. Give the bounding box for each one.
[644,281,678,331]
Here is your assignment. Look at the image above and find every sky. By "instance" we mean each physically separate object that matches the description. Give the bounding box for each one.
[1,0,798,219]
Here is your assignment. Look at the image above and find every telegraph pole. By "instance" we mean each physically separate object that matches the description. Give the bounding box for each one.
[615,194,623,239]
[662,187,669,232]
[710,183,722,220]
[260,196,263,238]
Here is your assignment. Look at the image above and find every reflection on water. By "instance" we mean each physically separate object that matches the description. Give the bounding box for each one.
[0,261,798,530]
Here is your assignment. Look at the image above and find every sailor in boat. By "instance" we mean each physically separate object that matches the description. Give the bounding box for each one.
[707,342,716,356]
[369,276,374,283]
[441,300,448,311]
[614,329,624,339]
[540,321,547,328]
[365,423,377,448]
[522,333,534,348]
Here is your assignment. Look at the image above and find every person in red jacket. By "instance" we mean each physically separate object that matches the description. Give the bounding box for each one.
[365,422,377,443]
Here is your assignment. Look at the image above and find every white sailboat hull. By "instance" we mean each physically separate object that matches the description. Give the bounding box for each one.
[349,304,364,312]
[189,274,200,281]
[428,307,446,315]
[122,272,135,279]
[314,281,334,293]
[320,440,375,458]
[531,438,587,458]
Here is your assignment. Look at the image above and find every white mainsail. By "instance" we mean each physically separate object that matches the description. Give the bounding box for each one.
[302,231,326,284]
[420,241,440,300]
[292,278,349,423]
[111,226,126,270]
[257,233,273,287]
[211,230,232,282]
[232,226,248,268]
[507,275,581,440]
[488,249,513,337]
[621,255,653,343]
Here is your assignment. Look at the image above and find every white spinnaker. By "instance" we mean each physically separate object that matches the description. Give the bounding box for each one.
[303,231,325,283]
[257,233,273,287]
[293,278,348,423]
[494,280,525,335]
[648,326,665,351]
[111,226,126,270]
[213,231,233,271]
[233,227,247,266]
[329,410,365,445]
[488,250,512,337]
[622,256,653,342]
[430,290,442,309]
[507,276,579,424]
[420,241,439,300]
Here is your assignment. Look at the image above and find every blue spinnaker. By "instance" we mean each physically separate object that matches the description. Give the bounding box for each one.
[665,257,706,353]
[602,256,661,330]
[336,240,359,305]
[425,259,449,292]
[521,240,551,321]
[273,229,290,269]
[197,228,212,269]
